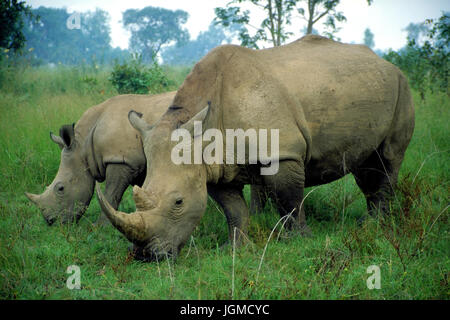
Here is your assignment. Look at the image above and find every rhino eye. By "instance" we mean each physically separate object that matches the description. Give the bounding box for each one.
[175,198,183,206]
[55,183,65,195]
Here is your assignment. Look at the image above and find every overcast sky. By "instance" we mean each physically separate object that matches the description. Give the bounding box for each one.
[27,0,449,51]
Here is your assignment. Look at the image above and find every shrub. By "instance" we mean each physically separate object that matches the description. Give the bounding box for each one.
[109,54,173,94]
[384,13,449,100]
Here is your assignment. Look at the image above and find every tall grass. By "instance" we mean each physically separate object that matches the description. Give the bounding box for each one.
[0,64,448,299]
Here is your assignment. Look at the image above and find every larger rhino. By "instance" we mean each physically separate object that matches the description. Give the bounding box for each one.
[97,35,415,260]
[25,92,175,225]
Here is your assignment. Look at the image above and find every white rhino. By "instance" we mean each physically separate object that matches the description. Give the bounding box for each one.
[25,92,175,225]
[97,35,415,260]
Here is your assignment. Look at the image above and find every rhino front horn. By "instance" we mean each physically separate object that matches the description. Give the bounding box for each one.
[95,184,147,245]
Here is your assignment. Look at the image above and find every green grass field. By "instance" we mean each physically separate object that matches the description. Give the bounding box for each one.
[0,64,448,299]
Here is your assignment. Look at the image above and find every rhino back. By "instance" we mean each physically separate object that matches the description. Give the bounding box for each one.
[83,92,175,178]
[194,36,407,175]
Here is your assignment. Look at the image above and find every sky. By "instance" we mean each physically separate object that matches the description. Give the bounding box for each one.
[27,0,449,51]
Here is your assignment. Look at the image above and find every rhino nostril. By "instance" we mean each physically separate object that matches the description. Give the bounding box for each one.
[46,217,56,226]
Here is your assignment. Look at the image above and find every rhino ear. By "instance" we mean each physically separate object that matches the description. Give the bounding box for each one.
[59,123,75,149]
[128,110,153,137]
[50,132,65,149]
[180,102,211,136]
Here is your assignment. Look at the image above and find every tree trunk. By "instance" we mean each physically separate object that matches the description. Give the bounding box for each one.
[306,0,315,34]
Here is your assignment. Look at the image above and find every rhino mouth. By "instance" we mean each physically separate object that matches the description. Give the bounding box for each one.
[45,216,57,226]
[42,207,85,226]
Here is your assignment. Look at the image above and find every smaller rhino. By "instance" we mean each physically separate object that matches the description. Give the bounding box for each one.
[25,92,174,225]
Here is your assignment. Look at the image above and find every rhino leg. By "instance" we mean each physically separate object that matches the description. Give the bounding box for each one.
[263,160,311,236]
[353,74,414,218]
[208,184,249,246]
[352,146,402,217]
[96,164,137,226]
[249,185,268,214]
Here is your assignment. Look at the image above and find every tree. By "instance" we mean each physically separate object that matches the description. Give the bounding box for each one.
[215,0,298,49]
[215,0,373,49]
[123,6,189,62]
[298,0,373,39]
[404,22,429,43]
[363,27,374,49]
[22,7,127,65]
[0,0,35,52]
[384,12,449,100]
[162,22,239,65]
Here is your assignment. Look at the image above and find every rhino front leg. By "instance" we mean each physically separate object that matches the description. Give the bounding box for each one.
[96,164,137,226]
[208,184,250,246]
[263,160,311,236]
[249,184,267,214]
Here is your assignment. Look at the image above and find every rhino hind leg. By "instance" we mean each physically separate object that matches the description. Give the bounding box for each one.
[263,160,311,236]
[352,81,413,218]
[353,73,414,218]
[96,164,138,226]
[208,184,250,246]
[352,141,406,217]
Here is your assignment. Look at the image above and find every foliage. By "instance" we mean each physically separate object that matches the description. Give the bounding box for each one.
[215,0,298,49]
[215,0,373,48]
[297,0,373,40]
[21,7,128,66]
[403,22,429,44]
[384,13,449,100]
[363,28,375,49]
[162,22,239,65]
[109,54,174,94]
[0,0,36,53]
[299,0,357,39]
[123,6,189,62]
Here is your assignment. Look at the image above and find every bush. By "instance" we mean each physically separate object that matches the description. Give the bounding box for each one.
[109,54,174,94]
[384,13,449,100]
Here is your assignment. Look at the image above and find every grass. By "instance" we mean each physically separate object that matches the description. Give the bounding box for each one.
[0,63,448,299]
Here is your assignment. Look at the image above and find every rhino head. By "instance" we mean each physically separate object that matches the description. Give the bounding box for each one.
[96,108,210,261]
[25,124,94,225]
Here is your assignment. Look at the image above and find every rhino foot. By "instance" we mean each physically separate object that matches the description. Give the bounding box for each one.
[278,224,312,241]
[94,213,112,227]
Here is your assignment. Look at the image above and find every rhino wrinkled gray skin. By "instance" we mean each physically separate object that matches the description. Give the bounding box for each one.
[25,92,175,225]
[97,35,415,261]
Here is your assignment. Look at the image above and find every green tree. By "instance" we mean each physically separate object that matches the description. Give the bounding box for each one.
[0,0,35,52]
[215,0,298,49]
[162,22,239,65]
[215,0,373,48]
[363,27,375,49]
[123,6,189,62]
[384,12,449,100]
[298,0,373,39]
[22,7,126,65]
[404,22,429,43]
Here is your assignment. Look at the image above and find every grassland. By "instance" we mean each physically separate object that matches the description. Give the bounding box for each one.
[0,63,448,299]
